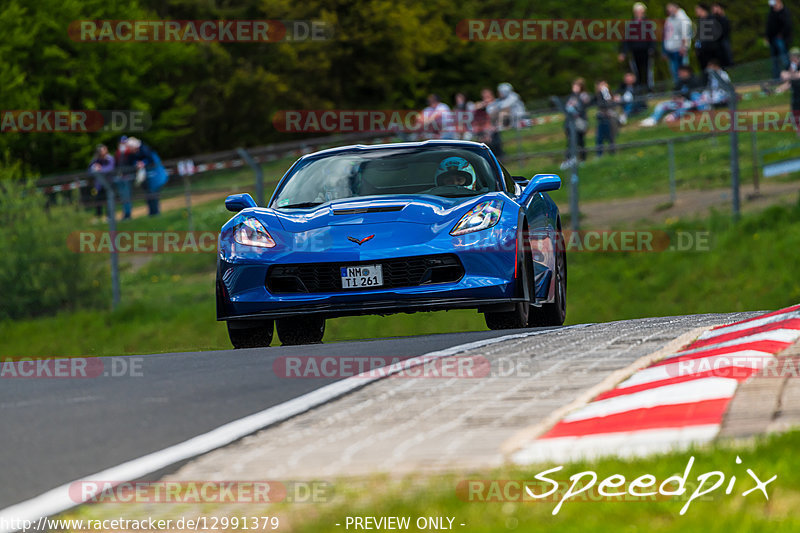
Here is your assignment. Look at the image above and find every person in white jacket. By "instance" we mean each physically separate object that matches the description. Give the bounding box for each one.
[663,3,693,83]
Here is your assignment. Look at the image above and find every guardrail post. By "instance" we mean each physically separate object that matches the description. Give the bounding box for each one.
[178,160,195,232]
[568,120,580,231]
[237,148,264,206]
[96,172,120,310]
[668,140,676,204]
[711,70,740,221]
[750,130,760,196]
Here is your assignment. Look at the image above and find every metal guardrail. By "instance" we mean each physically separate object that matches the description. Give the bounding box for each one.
[36,131,394,195]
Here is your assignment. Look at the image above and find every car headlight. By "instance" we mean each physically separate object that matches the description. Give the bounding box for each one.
[450,200,504,236]
[233,217,276,248]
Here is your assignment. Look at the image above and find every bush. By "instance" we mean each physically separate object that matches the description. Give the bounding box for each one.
[0,166,109,320]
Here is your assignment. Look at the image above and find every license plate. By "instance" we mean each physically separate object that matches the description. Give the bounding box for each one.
[341,264,384,289]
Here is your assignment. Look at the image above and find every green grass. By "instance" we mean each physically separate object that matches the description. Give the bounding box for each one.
[268,430,800,532]
[500,89,800,204]
[63,430,800,531]
[565,200,800,324]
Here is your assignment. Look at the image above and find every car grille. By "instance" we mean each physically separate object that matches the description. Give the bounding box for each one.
[266,254,464,294]
[332,206,404,215]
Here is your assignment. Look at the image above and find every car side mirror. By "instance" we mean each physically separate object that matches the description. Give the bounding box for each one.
[225,193,257,212]
[511,175,529,187]
[518,174,561,205]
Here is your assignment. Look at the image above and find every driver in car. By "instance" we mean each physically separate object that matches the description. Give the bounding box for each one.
[435,156,477,189]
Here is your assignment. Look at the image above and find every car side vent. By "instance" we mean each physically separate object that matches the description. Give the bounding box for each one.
[333,206,405,215]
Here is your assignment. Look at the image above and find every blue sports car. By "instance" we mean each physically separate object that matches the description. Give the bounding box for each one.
[217,140,566,347]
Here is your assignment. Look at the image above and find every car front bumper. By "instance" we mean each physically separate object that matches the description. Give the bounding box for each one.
[216,249,519,321]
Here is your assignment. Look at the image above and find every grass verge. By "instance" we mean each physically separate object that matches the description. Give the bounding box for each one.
[62,430,800,532]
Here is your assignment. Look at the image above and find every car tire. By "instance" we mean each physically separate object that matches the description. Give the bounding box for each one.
[227,320,274,349]
[485,301,530,330]
[528,234,567,327]
[484,227,532,330]
[276,315,326,345]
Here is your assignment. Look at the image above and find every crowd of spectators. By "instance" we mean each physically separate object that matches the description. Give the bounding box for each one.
[87,136,168,219]
[422,2,796,167]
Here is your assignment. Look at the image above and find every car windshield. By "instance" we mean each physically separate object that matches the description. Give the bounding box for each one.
[271,146,499,208]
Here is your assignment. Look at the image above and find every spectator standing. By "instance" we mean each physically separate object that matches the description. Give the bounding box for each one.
[494,82,526,130]
[87,144,115,217]
[619,2,657,92]
[453,92,475,140]
[767,0,793,79]
[694,3,723,70]
[472,88,504,158]
[121,137,168,216]
[664,3,693,83]
[616,71,647,124]
[775,47,800,131]
[712,2,734,67]
[114,136,133,220]
[422,94,453,139]
[594,81,618,157]
[562,78,591,166]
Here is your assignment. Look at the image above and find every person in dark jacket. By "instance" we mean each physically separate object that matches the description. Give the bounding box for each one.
[618,2,657,92]
[776,47,800,133]
[120,136,168,216]
[562,78,591,167]
[87,144,115,217]
[767,0,793,79]
[712,2,734,67]
[594,81,618,157]
[694,3,724,70]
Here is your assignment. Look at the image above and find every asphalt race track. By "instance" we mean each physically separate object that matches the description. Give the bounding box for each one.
[0,329,530,509]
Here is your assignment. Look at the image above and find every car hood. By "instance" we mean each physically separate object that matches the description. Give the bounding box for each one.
[268,195,482,232]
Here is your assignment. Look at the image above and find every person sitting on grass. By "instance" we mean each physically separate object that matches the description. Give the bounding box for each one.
[640,65,704,126]
[699,58,732,108]
[616,72,647,125]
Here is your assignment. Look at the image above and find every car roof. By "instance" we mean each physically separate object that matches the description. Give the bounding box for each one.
[299,139,493,160]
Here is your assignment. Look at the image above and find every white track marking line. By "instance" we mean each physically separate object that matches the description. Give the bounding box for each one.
[0,325,588,532]
[561,377,739,423]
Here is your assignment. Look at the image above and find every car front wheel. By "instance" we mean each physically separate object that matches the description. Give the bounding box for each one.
[484,229,533,330]
[528,236,567,327]
[227,320,274,349]
[276,315,326,345]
